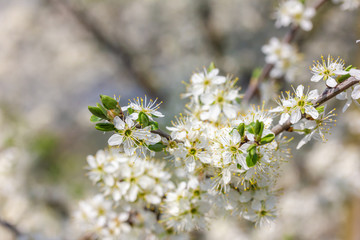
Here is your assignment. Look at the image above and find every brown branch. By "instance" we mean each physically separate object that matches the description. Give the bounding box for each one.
[243,0,330,102]
[49,0,160,99]
[0,218,22,237]
[271,77,360,136]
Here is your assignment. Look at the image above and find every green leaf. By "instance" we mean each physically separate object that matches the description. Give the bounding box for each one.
[237,163,242,169]
[316,105,325,114]
[148,142,167,152]
[90,115,102,122]
[260,134,275,145]
[100,95,118,110]
[236,123,245,137]
[207,62,216,73]
[246,152,258,167]
[138,112,150,126]
[88,106,107,119]
[95,123,115,131]
[97,103,108,117]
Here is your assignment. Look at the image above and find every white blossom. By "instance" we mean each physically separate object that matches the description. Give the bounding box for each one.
[310,55,348,87]
[275,0,316,31]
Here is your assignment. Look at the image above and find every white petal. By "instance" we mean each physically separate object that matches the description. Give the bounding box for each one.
[231,130,241,144]
[300,20,313,31]
[200,93,215,105]
[311,74,323,82]
[269,106,283,113]
[305,105,319,119]
[342,100,352,113]
[326,77,338,88]
[207,68,219,78]
[296,85,304,98]
[296,134,312,149]
[113,116,125,130]
[308,90,319,101]
[108,134,123,146]
[290,110,302,124]
[212,76,226,84]
[336,91,347,100]
[223,104,237,119]
[279,112,289,125]
[125,117,134,127]
[126,185,139,202]
[186,157,196,172]
[222,169,231,185]
[350,69,360,80]
[351,85,360,99]
[283,99,296,107]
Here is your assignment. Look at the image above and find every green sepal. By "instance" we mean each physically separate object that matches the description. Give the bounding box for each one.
[88,106,107,119]
[207,62,216,73]
[148,142,167,152]
[237,163,242,169]
[236,123,245,137]
[95,123,115,131]
[260,134,275,145]
[316,105,325,114]
[90,115,102,122]
[138,112,150,126]
[149,121,159,130]
[100,95,118,110]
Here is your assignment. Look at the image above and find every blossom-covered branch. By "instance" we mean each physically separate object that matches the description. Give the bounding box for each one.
[271,76,360,136]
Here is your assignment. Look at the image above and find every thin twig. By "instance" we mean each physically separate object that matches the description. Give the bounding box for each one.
[271,77,360,135]
[0,218,22,237]
[243,0,330,102]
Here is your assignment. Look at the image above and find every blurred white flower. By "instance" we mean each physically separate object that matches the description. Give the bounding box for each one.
[275,0,316,31]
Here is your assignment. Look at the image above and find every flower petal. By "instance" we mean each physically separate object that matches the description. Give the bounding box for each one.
[108,134,123,146]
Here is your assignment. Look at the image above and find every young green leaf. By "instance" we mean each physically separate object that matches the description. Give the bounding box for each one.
[260,134,275,145]
[95,123,116,131]
[88,106,107,119]
[90,115,102,122]
[100,95,118,110]
[148,142,167,152]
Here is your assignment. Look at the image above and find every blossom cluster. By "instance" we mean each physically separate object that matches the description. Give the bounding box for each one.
[75,0,360,238]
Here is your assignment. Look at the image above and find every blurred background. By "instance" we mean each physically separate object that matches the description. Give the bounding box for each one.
[0,0,359,239]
